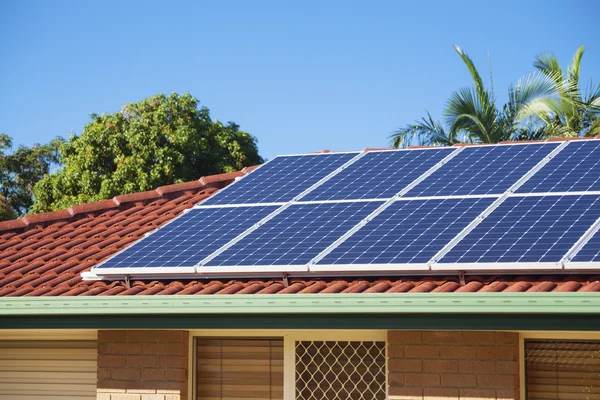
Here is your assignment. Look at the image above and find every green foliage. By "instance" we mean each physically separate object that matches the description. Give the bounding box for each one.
[32,93,263,213]
[0,134,62,220]
[390,46,563,147]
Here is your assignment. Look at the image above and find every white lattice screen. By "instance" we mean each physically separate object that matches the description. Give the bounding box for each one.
[295,341,386,400]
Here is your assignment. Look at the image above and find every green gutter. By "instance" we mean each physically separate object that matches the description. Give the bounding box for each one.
[1,293,599,315]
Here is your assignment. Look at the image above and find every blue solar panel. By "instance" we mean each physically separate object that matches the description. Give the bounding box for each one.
[405,143,559,197]
[204,201,381,266]
[318,197,493,265]
[201,153,359,205]
[571,227,600,262]
[302,148,454,201]
[439,195,600,264]
[95,206,277,269]
[517,140,600,193]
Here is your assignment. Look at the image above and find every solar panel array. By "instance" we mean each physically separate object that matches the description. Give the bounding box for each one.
[92,139,600,278]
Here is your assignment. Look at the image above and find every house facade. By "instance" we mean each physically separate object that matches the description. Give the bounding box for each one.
[1,143,600,400]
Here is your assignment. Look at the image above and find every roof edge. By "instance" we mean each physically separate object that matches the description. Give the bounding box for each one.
[1,293,599,316]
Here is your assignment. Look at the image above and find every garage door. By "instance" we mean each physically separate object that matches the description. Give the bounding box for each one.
[0,340,97,399]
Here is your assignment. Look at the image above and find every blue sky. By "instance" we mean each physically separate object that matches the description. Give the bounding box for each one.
[1,0,598,160]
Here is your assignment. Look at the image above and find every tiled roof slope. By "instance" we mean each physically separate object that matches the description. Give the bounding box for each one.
[1,148,600,296]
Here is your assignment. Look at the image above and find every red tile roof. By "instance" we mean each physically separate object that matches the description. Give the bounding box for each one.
[1,151,600,296]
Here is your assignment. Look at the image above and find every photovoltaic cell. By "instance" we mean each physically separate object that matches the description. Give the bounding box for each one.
[571,227,600,262]
[303,148,454,201]
[318,197,493,265]
[517,140,600,193]
[205,201,381,266]
[439,195,600,264]
[201,152,359,205]
[405,143,559,197]
[95,206,277,269]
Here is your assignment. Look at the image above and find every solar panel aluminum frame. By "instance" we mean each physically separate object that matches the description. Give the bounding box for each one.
[309,263,430,273]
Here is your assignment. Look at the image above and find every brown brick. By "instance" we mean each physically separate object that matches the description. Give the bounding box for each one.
[423,359,458,373]
[166,342,188,356]
[127,355,157,367]
[459,388,496,399]
[115,342,142,355]
[142,367,166,381]
[97,380,130,390]
[405,373,440,387]
[388,331,422,344]
[388,344,404,358]
[405,345,439,359]
[497,388,520,399]
[98,342,111,354]
[389,386,422,398]
[111,367,141,381]
[460,331,496,345]
[440,373,477,388]
[422,331,462,344]
[157,355,187,368]
[496,332,519,345]
[98,367,111,380]
[478,374,518,389]
[99,330,125,341]
[98,355,127,367]
[423,387,459,399]
[158,331,186,343]
[439,345,477,359]
[496,360,519,375]
[127,330,159,343]
[143,342,168,355]
[389,359,422,372]
[388,372,405,386]
[478,346,517,361]
[166,368,187,382]
[459,360,496,374]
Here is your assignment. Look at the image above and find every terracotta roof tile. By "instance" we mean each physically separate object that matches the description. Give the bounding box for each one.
[1,147,599,297]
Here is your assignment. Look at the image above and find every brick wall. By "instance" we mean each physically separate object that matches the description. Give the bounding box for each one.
[97,330,189,400]
[388,331,519,400]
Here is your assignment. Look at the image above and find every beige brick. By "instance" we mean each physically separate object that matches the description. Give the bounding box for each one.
[423,387,459,399]
[423,359,458,373]
[97,387,127,393]
[440,373,477,388]
[165,396,182,400]
[405,345,439,359]
[97,393,111,400]
[405,373,441,387]
[138,395,165,400]
[422,331,462,344]
[126,389,157,394]
[388,331,423,344]
[459,388,496,399]
[389,358,422,372]
[112,395,141,400]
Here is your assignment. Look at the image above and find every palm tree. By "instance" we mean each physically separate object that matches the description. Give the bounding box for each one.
[390,45,560,148]
[522,46,600,137]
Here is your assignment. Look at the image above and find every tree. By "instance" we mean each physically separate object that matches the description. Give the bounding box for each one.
[390,45,560,148]
[0,134,62,220]
[523,46,600,137]
[32,93,263,213]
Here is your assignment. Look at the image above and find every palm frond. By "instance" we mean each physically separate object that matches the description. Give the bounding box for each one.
[568,45,585,86]
[453,45,492,107]
[389,112,454,148]
[534,52,564,87]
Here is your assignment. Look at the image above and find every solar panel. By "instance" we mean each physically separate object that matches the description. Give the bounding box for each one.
[438,195,600,265]
[317,197,493,266]
[570,227,600,263]
[405,143,559,197]
[302,148,454,201]
[201,152,359,205]
[517,140,600,193]
[204,201,381,267]
[94,206,277,271]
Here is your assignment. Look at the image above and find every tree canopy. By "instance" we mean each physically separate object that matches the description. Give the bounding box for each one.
[0,134,62,219]
[31,93,263,213]
[389,45,574,148]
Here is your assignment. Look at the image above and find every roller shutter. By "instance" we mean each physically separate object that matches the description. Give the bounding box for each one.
[0,340,97,399]
[526,340,600,400]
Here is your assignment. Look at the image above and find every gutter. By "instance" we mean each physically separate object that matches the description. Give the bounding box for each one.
[1,293,599,316]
